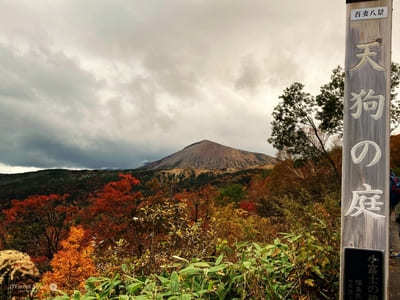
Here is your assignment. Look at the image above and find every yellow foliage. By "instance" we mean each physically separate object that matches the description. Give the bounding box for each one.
[39,226,96,297]
[211,204,284,245]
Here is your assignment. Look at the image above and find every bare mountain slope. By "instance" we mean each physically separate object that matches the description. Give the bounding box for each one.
[144,140,276,170]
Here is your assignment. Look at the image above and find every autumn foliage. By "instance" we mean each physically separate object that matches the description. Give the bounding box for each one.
[83,174,142,248]
[40,226,96,296]
[174,185,216,223]
[1,194,75,270]
[211,203,283,246]
[0,168,342,299]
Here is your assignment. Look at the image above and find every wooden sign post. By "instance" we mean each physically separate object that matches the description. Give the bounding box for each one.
[341,0,393,299]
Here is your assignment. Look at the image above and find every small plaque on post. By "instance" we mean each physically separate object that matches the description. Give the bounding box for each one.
[344,248,384,300]
[351,7,388,21]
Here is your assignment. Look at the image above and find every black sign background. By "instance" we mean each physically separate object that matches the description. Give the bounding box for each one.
[346,0,376,3]
[344,248,384,300]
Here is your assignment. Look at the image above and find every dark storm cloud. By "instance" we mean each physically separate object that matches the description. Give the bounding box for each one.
[0,43,146,169]
[16,134,157,169]
[0,101,163,169]
[0,43,101,105]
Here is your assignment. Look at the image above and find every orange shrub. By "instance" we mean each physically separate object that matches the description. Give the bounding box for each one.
[40,226,96,297]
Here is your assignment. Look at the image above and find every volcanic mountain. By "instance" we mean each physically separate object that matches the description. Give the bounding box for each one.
[143,140,276,171]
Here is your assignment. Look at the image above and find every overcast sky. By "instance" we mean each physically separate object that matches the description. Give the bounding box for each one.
[0,0,399,173]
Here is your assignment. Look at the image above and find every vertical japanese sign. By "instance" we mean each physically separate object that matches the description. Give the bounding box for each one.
[341,0,392,299]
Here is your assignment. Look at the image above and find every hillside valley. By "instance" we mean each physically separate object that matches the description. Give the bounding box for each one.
[0,140,275,209]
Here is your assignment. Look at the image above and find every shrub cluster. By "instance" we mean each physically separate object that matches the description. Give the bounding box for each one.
[50,230,338,300]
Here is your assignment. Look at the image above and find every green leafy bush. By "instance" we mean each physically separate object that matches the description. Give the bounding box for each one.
[49,231,339,300]
[216,184,245,205]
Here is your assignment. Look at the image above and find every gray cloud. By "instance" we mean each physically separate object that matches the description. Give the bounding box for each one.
[235,55,263,93]
[0,0,398,172]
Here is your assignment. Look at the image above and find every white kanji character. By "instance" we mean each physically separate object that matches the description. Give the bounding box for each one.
[351,42,385,72]
[349,89,384,120]
[345,184,384,219]
[351,140,381,167]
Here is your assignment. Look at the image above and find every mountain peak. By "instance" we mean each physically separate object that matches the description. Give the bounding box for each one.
[144,140,275,171]
[183,139,219,149]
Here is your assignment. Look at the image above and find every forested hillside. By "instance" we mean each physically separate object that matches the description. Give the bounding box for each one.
[3,135,400,299]
[0,155,341,299]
